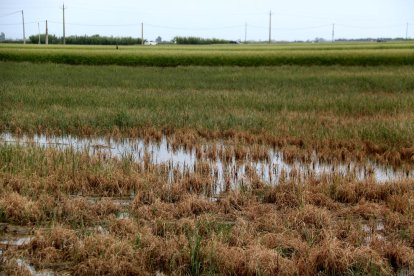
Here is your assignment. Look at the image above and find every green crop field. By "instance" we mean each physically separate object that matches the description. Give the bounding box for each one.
[1,42,414,274]
[1,41,414,66]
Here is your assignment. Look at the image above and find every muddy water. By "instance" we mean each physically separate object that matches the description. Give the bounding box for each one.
[1,132,413,187]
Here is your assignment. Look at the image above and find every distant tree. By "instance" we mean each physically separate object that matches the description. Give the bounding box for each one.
[173,36,230,45]
[0,32,5,41]
[314,37,326,43]
[155,36,162,43]
[65,35,142,45]
[28,34,142,45]
[29,34,60,44]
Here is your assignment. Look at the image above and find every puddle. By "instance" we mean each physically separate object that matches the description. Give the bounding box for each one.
[116,212,130,220]
[0,236,34,247]
[0,223,34,235]
[78,196,134,207]
[1,133,413,193]
[94,225,109,235]
[16,258,55,276]
[362,220,385,245]
[0,241,56,275]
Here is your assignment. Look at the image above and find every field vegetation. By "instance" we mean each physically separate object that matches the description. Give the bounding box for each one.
[1,57,414,165]
[1,143,414,274]
[1,42,414,274]
[1,42,414,66]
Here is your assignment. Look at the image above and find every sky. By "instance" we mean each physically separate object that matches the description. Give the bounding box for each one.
[0,0,413,42]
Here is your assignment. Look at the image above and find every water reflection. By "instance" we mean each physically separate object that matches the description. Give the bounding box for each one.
[1,132,412,187]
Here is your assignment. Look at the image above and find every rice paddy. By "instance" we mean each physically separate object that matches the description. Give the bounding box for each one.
[1,42,414,275]
[1,42,414,66]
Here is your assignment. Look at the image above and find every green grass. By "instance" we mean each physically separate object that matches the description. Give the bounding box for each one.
[1,42,414,66]
[1,60,414,150]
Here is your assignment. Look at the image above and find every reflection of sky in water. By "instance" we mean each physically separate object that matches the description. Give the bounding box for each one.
[0,236,33,246]
[1,132,413,187]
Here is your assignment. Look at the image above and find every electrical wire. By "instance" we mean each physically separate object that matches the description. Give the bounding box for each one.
[48,20,136,27]
[0,10,21,18]
[273,24,332,31]
[145,23,243,31]
[0,21,36,26]
[336,23,405,29]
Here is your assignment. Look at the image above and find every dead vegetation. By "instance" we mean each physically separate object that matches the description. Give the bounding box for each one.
[0,136,414,275]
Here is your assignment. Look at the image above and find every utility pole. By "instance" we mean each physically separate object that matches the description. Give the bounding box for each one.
[406,23,409,40]
[21,10,26,44]
[141,22,144,45]
[332,24,335,43]
[269,10,272,44]
[46,20,49,45]
[62,3,66,44]
[38,22,40,44]
[245,23,247,43]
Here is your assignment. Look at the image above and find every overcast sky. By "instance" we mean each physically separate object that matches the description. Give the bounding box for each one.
[1,0,413,42]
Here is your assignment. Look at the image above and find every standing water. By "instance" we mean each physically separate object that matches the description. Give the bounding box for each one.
[1,132,413,189]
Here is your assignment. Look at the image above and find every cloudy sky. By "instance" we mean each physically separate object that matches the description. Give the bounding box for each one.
[0,0,413,42]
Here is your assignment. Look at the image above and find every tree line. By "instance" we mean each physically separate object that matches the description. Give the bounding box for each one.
[26,34,238,45]
[173,36,237,45]
[28,34,143,45]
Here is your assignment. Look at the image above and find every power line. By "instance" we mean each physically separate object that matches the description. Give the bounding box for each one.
[273,24,331,31]
[62,6,268,17]
[336,23,404,29]
[249,25,267,29]
[48,21,137,27]
[0,22,25,26]
[1,9,411,42]
[145,23,243,31]
[0,10,21,18]
[0,21,37,26]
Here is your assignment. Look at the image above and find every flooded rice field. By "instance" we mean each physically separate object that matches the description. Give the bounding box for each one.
[1,132,412,186]
[1,132,414,275]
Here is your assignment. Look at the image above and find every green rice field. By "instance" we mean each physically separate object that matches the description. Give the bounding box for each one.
[1,42,414,66]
